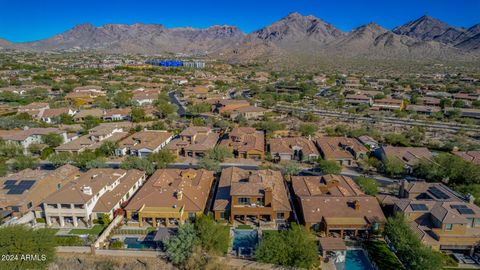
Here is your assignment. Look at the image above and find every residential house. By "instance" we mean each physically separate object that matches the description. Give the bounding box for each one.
[210,99,250,114]
[213,167,291,226]
[102,108,131,121]
[268,137,319,162]
[55,123,128,153]
[0,127,69,150]
[315,137,368,166]
[406,105,441,115]
[132,88,160,106]
[166,126,219,158]
[292,174,385,237]
[65,85,105,105]
[43,168,146,227]
[116,130,173,157]
[453,151,480,166]
[344,94,373,106]
[220,127,265,160]
[374,146,433,173]
[125,169,214,227]
[73,109,104,122]
[394,181,480,253]
[371,99,405,111]
[357,135,379,150]
[41,108,76,124]
[0,165,80,219]
[17,102,49,119]
[229,106,267,120]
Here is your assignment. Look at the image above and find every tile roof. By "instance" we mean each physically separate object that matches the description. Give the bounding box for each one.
[316,136,367,160]
[125,169,214,213]
[118,131,173,151]
[220,127,265,153]
[213,167,291,212]
[269,137,319,156]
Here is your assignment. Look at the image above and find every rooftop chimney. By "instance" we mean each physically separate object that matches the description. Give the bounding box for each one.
[176,190,183,200]
[353,200,360,210]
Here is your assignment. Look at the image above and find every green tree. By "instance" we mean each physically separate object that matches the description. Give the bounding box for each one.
[96,141,118,157]
[382,158,405,178]
[206,145,232,162]
[58,113,74,124]
[85,157,107,169]
[256,224,319,269]
[131,107,146,123]
[280,161,301,176]
[195,214,230,255]
[156,100,176,118]
[149,121,166,130]
[384,133,410,146]
[48,152,73,167]
[0,225,57,270]
[298,123,318,137]
[72,150,98,170]
[42,133,64,148]
[356,176,378,195]
[101,213,111,225]
[113,91,133,108]
[385,214,444,270]
[164,222,199,266]
[12,155,38,171]
[81,115,101,131]
[148,150,176,169]
[0,159,8,176]
[120,156,155,175]
[192,117,205,126]
[198,158,221,172]
[110,239,124,249]
[317,159,342,174]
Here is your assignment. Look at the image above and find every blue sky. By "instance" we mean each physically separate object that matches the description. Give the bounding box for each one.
[1,0,479,42]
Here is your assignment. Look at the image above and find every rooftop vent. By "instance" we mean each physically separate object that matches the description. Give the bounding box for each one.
[82,186,93,195]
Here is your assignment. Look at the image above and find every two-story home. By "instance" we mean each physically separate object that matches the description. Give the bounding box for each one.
[213,167,291,227]
[0,127,69,150]
[316,136,368,166]
[43,168,145,227]
[116,130,173,157]
[268,136,319,162]
[0,165,80,219]
[394,181,480,254]
[220,127,265,160]
[125,169,214,227]
[292,174,385,238]
[374,145,433,173]
[55,123,129,153]
[166,126,219,158]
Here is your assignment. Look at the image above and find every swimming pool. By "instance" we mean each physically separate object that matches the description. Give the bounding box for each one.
[123,237,156,249]
[232,229,258,251]
[336,250,374,270]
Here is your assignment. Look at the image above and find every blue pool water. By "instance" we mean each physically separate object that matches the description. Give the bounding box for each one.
[343,250,374,270]
[123,237,155,249]
[232,229,258,250]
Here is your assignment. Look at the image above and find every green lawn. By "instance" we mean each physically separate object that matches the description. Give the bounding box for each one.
[68,225,105,236]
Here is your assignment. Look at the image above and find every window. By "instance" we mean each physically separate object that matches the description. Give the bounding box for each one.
[467,218,474,228]
[238,197,250,205]
[475,219,480,228]
[57,183,61,190]
[11,206,20,212]
[256,198,265,206]
[276,212,285,220]
[61,204,70,209]
[27,202,33,209]
[445,224,453,231]
[219,212,227,220]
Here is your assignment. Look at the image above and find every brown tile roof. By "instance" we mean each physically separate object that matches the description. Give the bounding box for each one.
[453,151,480,166]
[166,127,218,152]
[292,174,364,197]
[0,128,65,142]
[55,131,128,152]
[73,109,104,119]
[213,167,291,212]
[382,146,433,166]
[104,108,131,117]
[125,169,214,213]
[0,165,80,211]
[42,108,71,118]
[300,196,385,224]
[220,127,265,153]
[118,131,173,151]
[316,136,367,160]
[44,169,139,204]
[269,137,319,156]
[132,89,160,101]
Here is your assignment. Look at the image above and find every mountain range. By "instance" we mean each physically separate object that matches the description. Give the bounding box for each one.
[2,13,479,61]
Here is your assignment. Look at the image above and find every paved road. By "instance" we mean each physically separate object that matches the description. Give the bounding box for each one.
[275,105,480,133]
[168,91,186,116]
[300,167,398,186]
